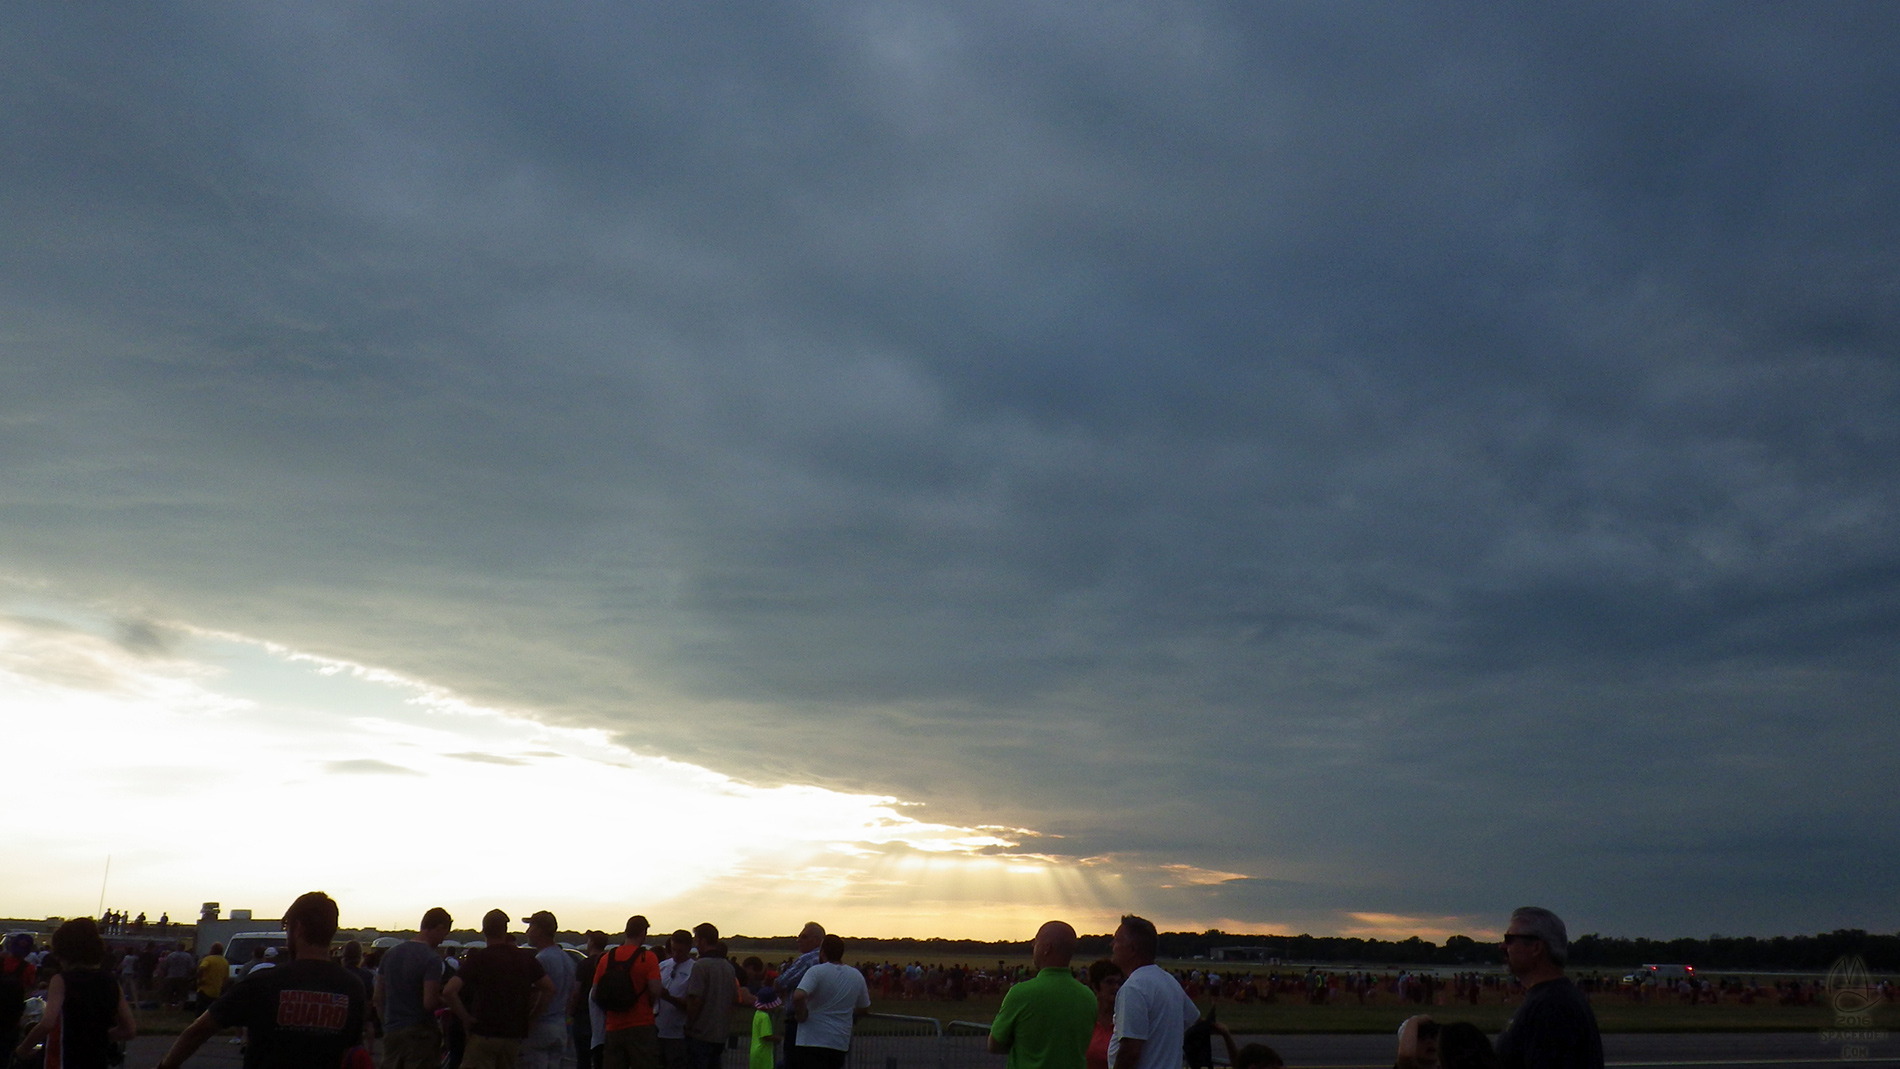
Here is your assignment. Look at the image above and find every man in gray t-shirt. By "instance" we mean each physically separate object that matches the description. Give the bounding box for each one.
[162,946,196,1010]
[375,907,452,1069]
[683,924,744,1069]
[523,910,578,1069]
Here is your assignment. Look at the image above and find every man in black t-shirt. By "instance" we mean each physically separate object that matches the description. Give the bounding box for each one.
[444,908,554,1069]
[135,946,160,1008]
[1494,907,1604,1069]
[154,891,366,1069]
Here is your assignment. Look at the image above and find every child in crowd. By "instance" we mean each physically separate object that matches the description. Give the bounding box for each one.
[749,987,781,1069]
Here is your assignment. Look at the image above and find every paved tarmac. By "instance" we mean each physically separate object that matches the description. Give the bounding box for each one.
[1258,1030,1900,1066]
[121,1030,1900,1069]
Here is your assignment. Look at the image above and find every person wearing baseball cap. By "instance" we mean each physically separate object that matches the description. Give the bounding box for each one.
[520,911,575,1069]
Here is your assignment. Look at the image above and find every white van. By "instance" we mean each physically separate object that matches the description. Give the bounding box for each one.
[222,932,289,979]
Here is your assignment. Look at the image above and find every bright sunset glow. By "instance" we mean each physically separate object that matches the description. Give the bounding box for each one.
[0,601,1148,937]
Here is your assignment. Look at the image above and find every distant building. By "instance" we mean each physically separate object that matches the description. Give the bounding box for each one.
[194,904,280,956]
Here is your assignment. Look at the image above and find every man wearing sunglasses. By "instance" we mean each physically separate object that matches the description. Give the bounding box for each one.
[1494,907,1603,1069]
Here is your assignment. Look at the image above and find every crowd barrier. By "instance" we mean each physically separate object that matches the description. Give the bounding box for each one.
[942,1020,1006,1069]
[850,1013,953,1069]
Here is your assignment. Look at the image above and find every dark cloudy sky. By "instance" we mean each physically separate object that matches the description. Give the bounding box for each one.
[4,2,1898,938]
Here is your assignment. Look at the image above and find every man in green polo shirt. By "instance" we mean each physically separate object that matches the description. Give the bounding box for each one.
[989,921,1097,1069]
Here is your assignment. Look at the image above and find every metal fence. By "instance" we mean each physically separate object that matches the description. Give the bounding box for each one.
[848,1013,947,1069]
[941,1020,1006,1069]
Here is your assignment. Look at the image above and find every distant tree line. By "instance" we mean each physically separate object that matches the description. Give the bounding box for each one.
[1567,930,1900,972]
[730,928,1900,971]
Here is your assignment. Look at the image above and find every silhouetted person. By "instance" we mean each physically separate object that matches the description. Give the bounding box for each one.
[1494,907,1603,1069]
[15,918,135,1068]
[156,891,365,1069]
[376,907,453,1069]
[1108,915,1197,1069]
[988,921,1095,1069]
[791,935,868,1069]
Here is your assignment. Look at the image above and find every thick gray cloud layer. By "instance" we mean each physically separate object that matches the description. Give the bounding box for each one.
[4,2,1898,935]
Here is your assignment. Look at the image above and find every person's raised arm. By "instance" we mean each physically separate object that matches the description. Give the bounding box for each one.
[1211,1020,1239,1067]
[15,973,64,1060]
[154,1010,221,1069]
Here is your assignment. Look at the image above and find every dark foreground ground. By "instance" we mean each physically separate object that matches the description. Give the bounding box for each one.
[122,1030,1900,1069]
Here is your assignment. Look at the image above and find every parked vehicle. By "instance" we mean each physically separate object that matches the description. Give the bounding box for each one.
[1627,964,1694,985]
[221,932,289,978]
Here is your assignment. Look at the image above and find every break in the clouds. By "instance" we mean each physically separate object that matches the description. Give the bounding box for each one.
[2,2,1898,937]
[0,608,1158,937]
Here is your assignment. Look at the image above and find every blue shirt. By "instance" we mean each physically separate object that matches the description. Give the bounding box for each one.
[535,944,577,1025]
[776,950,822,1018]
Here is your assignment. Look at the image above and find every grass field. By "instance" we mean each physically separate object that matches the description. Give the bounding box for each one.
[125,996,1882,1038]
[855,992,1878,1035]
[775,948,1888,1035]
[120,949,1891,1038]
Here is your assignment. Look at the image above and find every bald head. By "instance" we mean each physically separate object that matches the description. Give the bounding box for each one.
[1031,921,1079,969]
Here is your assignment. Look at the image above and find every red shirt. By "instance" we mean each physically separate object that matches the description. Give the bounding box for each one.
[1087,1018,1112,1069]
[593,944,661,1031]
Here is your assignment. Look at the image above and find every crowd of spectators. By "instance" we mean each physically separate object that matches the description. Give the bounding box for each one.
[13,901,1894,1069]
[95,910,174,936]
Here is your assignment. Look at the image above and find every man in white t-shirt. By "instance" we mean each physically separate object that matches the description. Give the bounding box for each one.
[655,930,695,1069]
[792,935,870,1069]
[1109,915,1199,1069]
